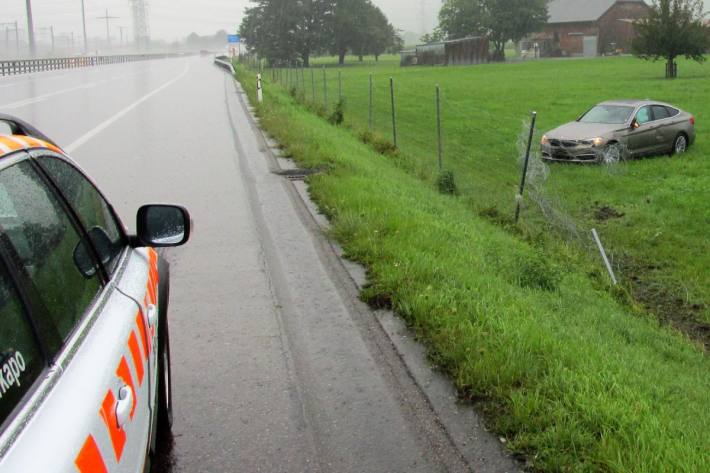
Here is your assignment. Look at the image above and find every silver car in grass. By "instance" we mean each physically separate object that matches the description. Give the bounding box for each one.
[541,100,696,163]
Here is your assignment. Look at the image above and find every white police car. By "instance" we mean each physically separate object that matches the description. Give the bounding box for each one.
[0,114,190,472]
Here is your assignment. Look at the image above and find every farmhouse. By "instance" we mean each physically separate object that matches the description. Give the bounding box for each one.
[526,0,650,57]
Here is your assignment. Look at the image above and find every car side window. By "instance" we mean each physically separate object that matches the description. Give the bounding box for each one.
[665,106,679,118]
[0,254,44,427]
[36,157,125,276]
[0,161,101,344]
[652,105,670,121]
[636,106,652,125]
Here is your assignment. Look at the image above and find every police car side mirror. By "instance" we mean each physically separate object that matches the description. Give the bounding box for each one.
[134,205,191,248]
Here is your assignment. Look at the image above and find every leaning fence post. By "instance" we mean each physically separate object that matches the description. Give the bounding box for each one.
[436,85,443,171]
[592,229,618,285]
[515,111,537,223]
[390,77,397,148]
[369,73,374,132]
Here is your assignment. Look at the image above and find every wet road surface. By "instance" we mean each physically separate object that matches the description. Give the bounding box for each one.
[1,57,516,472]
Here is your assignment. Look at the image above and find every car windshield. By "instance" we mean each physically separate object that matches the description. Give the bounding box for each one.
[579,105,635,125]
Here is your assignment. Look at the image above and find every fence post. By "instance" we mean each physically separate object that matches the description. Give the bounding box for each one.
[390,77,397,148]
[322,66,328,110]
[338,70,342,102]
[301,67,305,96]
[369,73,373,132]
[436,85,443,171]
[515,111,537,223]
[311,68,315,102]
[592,229,618,285]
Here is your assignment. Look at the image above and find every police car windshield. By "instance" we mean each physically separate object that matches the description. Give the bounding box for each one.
[579,105,634,125]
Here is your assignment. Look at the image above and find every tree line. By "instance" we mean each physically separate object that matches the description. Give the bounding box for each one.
[239,0,402,67]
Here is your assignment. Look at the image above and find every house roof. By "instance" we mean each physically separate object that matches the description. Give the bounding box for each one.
[547,0,647,24]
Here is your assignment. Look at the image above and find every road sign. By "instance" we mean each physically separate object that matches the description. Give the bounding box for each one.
[228,34,240,44]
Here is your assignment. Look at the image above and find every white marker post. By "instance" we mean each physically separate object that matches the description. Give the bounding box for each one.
[256,73,263,103]
[592,228,618,285]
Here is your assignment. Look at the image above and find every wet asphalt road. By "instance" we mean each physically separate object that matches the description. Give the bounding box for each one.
[0,58,516,473]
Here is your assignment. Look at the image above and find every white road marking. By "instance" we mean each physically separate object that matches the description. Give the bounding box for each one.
[0,69,152,109]
[65,61,190,153]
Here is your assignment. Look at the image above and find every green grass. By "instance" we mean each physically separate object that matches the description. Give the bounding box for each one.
[266,55,709,331]
[235,60,710,472]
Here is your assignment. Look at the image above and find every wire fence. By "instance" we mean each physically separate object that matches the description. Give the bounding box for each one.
[238,57,635,283]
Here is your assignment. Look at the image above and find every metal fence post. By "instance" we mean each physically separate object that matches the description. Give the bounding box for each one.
[338,70,342,102]
[515,111,537,223]
[390,77,397,148]
[369,73,373,132]
[311,68,315,102]
[436,85,443,171]
[322,66,328,110]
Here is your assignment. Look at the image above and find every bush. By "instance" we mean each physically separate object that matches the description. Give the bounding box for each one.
[436,170,457,195]
[328,99,346,125]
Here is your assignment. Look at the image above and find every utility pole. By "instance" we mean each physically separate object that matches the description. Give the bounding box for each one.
[118,26,126,45]
[81,0,88,54]
[97,9,119,47]
[0,22,20,56]
[25,0,36,56]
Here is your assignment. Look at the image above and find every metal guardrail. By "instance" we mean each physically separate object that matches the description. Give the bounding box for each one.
[214,56,235,75]
[0,53,185,77]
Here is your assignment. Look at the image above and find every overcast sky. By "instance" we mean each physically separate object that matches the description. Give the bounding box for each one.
[1,0,442,45]
[1,0,703,45]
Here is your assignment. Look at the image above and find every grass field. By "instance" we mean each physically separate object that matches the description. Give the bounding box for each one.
[235,58,710,472]
[265,55,709,340]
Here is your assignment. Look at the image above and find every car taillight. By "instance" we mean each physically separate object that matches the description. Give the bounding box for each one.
[690,116,696,126]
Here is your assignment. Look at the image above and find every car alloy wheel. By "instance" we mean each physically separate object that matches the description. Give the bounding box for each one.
[673,134,687,155]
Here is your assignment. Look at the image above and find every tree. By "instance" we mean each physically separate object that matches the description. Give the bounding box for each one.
[437,0,486,40]
[632,0,708,78]
[351,2,398,61]
[437,0,548,61]
[485,0,549,61]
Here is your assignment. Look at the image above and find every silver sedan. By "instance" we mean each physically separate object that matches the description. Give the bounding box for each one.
[541,100,696,163]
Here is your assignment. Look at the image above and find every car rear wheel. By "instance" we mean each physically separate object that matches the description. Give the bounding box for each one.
[157,319,173,434]
[672,134,688,156]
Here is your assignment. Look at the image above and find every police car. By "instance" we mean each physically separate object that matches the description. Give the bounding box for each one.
[0,114,190,472]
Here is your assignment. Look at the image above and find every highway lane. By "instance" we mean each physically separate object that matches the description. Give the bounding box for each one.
[0,57,501,472]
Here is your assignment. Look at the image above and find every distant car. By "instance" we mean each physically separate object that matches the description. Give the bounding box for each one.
[541,100,696,163]
[0,114,190,472]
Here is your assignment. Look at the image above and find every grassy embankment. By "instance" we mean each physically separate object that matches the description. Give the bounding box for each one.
[267,56,710,336]
[234,58,710,472]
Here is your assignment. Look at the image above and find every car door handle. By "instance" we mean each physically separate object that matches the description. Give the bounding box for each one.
[146,303,158,326]
[115,386,133,428]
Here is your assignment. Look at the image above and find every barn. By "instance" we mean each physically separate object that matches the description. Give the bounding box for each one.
[400,37,489,67]
[529,0,650,57]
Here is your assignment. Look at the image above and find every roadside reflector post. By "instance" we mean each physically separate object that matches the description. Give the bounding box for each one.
[256,73,263,103]
[436,84,443,171]
[390,77,397,148]
[515,111,537,223]
[592,229,618,285]
[368,73,373,132]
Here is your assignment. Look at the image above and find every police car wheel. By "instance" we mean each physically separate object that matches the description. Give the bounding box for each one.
[157,320,173,433]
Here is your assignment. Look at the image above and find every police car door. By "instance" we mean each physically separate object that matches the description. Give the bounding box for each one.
[0,153,152,473]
